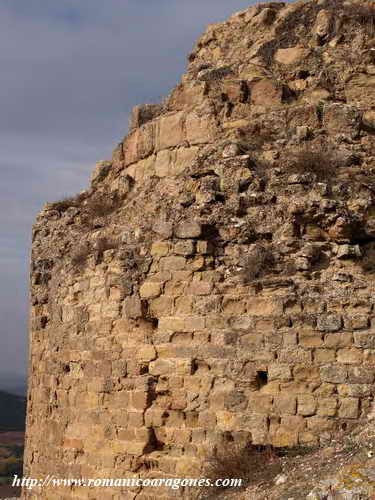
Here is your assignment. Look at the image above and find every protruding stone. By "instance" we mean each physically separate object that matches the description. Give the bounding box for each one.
[362,110,375,131]
[274,46,310,65]
[175,222,202,239]
[337,244,361,259]
[317,314,342,332]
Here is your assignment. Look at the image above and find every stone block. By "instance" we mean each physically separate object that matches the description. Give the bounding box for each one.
[151,241,170,258]
[187,281,213,296]
[131,391,151,410]
[198,411,217,428]
[215,410,236,431]
[153,221,173,239]
[164,280,188,297]
[139,282,162,299]
[246,297,283,316]
[158,317,185,332]
[136,345,157,362]
[160,256,186,271]
[314,383,335,397]
[287,104,321,131]
[144,408,167,428]
[175,222,202,239]
[283,330,298,346]
[250,78,283,107]
[324,102,361,134]
[156,112,185,151]
[317,398,337,417]
[324,332,352,348]
[173,146,199,175]
[273,394,296,415]
[247,394,273,413]
[293,365,320,382]
[174,296,194,315]
[337,348,363,364]
[278,348,312,364]
[338,398,359,419]
[123,130,139,166]
[353,332,375,349]
[337,245,361,260]
[123,296,143,319]
[320,364,347,383]
[154,149,171,178]
[306,416,335,432]
[149,359,175,376]
[137,121,155,158]
[185,112,214,145]
[236,414,268,443]
[362,110,375,131]
[337,384,373,398]
[299,431,319,446]
[297,395,316,417]
[174,240,196,256]
[314,348,336,364]
[129,103,163,130]
[223,391,248,411]
[149,296,174,316]
[347,366,374,384]
[222,296,247,314]
[175,359,193,376]
[223,119,250,129]
[271,428,298,447]
[274,46,310,65]
[317,314,342,332]
[281,415,306,432]
[299,331,324,348]
[184,316,205,331]
[240,332,264,348]
[268,364,292,382]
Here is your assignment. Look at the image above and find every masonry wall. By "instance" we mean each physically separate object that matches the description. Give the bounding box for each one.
[24,221,375,500]
[23,1,375,498]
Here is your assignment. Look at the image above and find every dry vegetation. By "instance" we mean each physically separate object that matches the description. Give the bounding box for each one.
[290,143,339,182]
[199,443,282,498]
[240,244,275,282]
[49,192,86,213]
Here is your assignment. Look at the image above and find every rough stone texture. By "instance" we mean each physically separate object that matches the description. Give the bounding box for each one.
[23,0,375,499]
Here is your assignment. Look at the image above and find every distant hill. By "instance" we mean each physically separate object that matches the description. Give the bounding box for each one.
[0,392,26,432]
[0,373,26,397]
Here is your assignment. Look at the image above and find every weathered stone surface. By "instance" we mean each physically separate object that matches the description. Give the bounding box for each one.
[362,110,375,131]
[250,78,283,107]
[139,282,162,299]
[156,112,185,151]
[24,2,375,499]
[185,112,214,145]
[274,46,310,65]
[175,222,201,239]
[317,315,342,332]
[129,103,163,130]
[313,9,331,40]
[345,74,375,107]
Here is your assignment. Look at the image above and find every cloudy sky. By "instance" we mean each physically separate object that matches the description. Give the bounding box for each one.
[0,0,265,383]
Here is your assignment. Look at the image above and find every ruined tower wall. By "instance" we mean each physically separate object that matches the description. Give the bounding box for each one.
[23,1,375,499]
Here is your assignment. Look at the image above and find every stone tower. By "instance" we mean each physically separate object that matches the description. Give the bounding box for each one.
[24,0,375,498]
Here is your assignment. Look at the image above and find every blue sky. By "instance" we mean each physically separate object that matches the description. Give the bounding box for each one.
[0,0,264,381]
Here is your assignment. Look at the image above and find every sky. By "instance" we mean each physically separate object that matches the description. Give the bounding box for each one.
[0,0,265,383]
